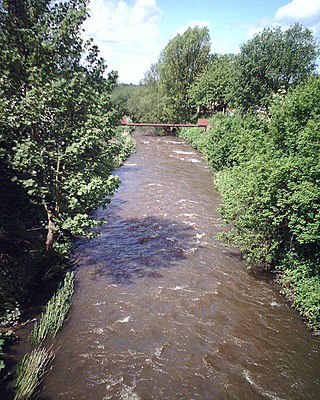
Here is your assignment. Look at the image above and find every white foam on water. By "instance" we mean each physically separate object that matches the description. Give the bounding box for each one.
[168,285,190,292]
[154,346,163,357]
[116,316,131,324]
[166,236,178,243]
[93,301,106,306]
[163,140,184,144]
[93,327,104,334]
[178,199,199,204]
[180,213,196,218]
[169,154,185,161]
[243,370,284,400]
[103,376,125,398]
[120,386,141,400]
[183,246,198,254]
[173,150,195,155]
[183,220,196,227]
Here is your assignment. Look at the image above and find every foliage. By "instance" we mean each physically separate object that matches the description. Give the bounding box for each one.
[179,75,320,330]
[0,303,21,375]
[111,74,164,124]
[270,74,320,154]
[0,338,4,371]
[179,113,271,170]
[0,0,134,376]
[278,253,320,332]
[215,155,314,267]
[112,129,136,166]
[233,24,319,112]
[14,347,54,400]
[30,271,75,344]
[15,271,74,398]
[111,84,146,121]
[188,54,236,115]
[0,0,122,254]
[139,63,166,123]
[158,26,211,122]
[0,171,45,315]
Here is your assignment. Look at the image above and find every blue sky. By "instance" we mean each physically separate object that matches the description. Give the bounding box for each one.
[82,0,320,84]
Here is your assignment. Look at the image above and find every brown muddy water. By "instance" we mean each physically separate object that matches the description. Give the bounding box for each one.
[40,130,319,399]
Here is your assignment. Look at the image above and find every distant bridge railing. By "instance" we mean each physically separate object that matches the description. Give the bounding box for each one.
[121,116,209,129]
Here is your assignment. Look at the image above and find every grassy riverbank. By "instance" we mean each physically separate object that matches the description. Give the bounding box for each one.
[179,76,320,332]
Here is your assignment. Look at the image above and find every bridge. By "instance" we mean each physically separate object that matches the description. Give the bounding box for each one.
[121,116,209,129]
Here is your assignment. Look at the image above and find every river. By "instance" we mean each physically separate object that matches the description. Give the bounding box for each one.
[40,129,320,399]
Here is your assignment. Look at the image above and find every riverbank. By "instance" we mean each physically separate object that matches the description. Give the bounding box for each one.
[178,90,320,333]
[0,128,135,397]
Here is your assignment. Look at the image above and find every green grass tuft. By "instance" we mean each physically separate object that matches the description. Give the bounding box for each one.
[30,272,75,344]
[14,347,54,400]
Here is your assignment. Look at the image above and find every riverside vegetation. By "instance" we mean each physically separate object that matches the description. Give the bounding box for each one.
[179,76,320,331]
[14,272,74,400]
[114,24,320,332]
[1,2,319,397]
[0,0,134,388]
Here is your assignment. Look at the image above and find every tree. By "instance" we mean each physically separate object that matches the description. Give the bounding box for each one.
[234,24,319,112]
[158,26,211,122]
[139,63,165,123]
[0,0,120,252]
[188,54,236,116]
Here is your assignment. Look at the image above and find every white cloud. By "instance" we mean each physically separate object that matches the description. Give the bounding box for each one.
[245,0,320,41]
[83,0,163,83]
[275,0,320,23]
[275,0,320,38]
[175,20,211,36]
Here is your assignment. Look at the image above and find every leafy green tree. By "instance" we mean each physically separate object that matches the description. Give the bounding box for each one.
[158,26,211,122]
[188,54,236,116]
[111,84,149,122]
[139,63,165,123]
[234,24,319,112]
[0,0,120,252]
[111,64,164,124]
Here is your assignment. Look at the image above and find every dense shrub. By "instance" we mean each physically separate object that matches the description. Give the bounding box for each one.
[180,113,272,170]
[179,76,320,331]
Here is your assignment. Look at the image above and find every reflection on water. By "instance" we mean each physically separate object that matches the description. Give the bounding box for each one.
[40,130,320,400]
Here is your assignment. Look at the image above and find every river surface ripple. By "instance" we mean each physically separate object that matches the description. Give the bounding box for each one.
[41,130,320,400]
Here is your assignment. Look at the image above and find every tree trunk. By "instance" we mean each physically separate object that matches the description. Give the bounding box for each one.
[45,203,55,251]
[45,155,62,251]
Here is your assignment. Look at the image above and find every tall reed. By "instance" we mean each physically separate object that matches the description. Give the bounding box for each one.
[14,271,75,399]
[14,347,54,400]
[30,271,75,344]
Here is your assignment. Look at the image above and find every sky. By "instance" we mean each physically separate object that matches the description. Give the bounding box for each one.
[82,0,320,84]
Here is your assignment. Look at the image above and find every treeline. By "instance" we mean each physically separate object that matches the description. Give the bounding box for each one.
[112,24,318,122]
[118,24,319,331]
[0,0,133,358]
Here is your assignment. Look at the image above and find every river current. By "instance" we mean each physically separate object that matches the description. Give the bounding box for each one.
[40,130,320,399]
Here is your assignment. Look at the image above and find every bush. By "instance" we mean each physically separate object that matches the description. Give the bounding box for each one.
[179,113,272,171]
[179,76,320,331]
[278,253,320,332]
